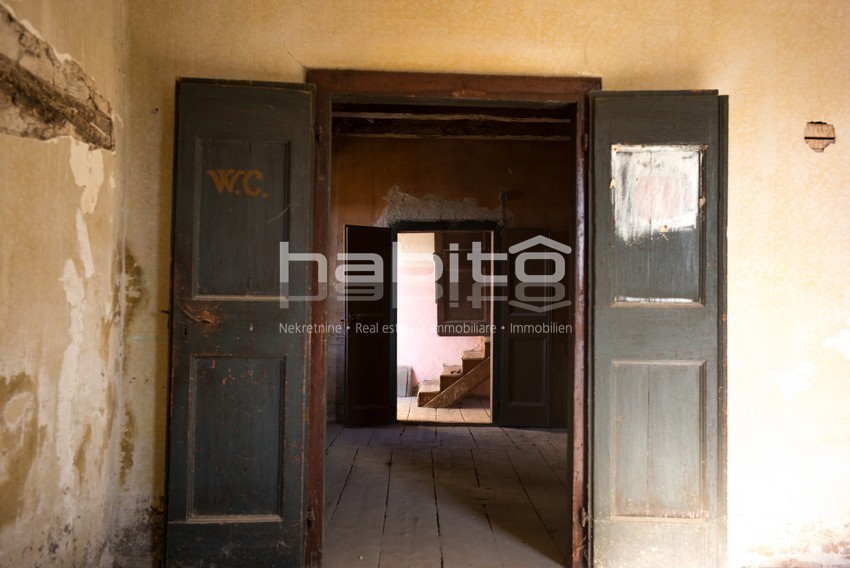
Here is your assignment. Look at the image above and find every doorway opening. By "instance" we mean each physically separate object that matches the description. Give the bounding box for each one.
[331,102,579,429]
[311,70,599,566]
[395,229,495,424]
[165,72,726,567]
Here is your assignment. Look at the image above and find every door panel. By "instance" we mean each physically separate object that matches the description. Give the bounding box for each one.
[344,225,394,427]
[197,138,292,296]
[610,144,705,303]
[167,81,314,566]
[499,229,566,427]
[591,92,726,567]
[190,356,285,517]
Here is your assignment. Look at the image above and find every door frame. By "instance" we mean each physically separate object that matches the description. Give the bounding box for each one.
[306,69,600,566]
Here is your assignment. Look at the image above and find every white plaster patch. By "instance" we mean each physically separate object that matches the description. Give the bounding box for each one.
[377,186,506,226]
[68,138,105,214]
[612,144,704,245]
[3,390,33,429]
[1,2,74,62]
[769,362,816,399]
[60,259,84,326]
[57,259,84,509]
[616,296,695,303]
[823,323,850,360]
[75,209,94,279]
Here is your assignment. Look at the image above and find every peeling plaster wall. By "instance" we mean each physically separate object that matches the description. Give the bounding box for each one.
[0,1,128,565]
[121,1,850,565]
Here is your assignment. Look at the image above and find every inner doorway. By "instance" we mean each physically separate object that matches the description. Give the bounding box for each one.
[395,229,495,424]
[332,107,578,430]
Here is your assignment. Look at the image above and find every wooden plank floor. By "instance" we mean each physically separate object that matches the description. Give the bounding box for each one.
[397,396,491,424]
[324,423,569,567]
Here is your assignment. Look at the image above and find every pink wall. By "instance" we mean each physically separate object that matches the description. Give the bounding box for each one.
[396,232,483,389]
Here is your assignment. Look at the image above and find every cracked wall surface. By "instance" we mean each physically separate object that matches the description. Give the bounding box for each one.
[0,4,113,148]
[0,0,127,566]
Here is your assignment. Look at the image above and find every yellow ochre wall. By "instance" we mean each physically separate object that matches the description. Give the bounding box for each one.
[2,0,849,565]
[0,0,131,565]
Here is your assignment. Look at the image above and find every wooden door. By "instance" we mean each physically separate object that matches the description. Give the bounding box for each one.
[343,225,395,426]
[166,80,314,565]
[591,92,727,567]
[499,229,569,427]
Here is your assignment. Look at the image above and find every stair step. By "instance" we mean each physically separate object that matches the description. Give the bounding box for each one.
[440,373,461,390]
[462,350,486,374]
[441,364,462,376]
[416,379,440,406]
[424,356,491,409]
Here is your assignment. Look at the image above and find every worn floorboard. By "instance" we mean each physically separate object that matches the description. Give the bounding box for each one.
[460,398,491,423]
[378,449,442,568]
[537,438,571,491]
[432,447,503,568]
[396,396,413,421]
[507,447,572,562]
[474,449,566,567]
[324,442,358,522]
[398,396,491,424]
[469,425,518,450]
[324,424,568,567]
[323,445,392,567]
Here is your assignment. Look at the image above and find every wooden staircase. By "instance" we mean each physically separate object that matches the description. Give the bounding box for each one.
[417,340,490,408]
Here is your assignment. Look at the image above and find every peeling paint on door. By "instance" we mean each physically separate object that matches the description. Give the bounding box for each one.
[612,144,704,245]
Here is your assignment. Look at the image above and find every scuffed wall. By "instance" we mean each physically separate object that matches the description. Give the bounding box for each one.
[0,1,128,565]
[119,1,850,566]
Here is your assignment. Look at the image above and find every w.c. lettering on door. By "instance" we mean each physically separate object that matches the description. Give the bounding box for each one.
[206,168,269,199]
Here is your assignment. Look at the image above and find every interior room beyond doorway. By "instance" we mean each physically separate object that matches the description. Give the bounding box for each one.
[395,230,493,424]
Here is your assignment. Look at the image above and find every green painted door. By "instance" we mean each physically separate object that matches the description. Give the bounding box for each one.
[498,229,561,427]
[591,92,727,567]
[166,80,315,566]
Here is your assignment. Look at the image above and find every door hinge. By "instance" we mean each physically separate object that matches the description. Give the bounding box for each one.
[581,506,588,527]
[582,133,589,153]
[306,507,316,530]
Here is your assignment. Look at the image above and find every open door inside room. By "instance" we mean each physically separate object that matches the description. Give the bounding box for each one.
[590,91,727,567]
[166,80,315,566]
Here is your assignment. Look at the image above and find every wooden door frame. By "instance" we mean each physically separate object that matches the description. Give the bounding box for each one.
[306,69,601,567]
